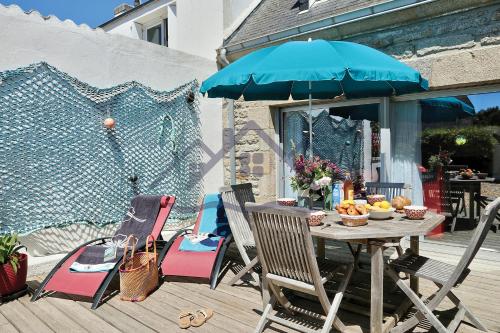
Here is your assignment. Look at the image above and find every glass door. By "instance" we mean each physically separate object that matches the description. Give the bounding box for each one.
[280,101,382,199]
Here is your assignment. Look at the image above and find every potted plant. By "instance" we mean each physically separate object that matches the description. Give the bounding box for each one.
[0,234,28,297]
[291,154,344,210]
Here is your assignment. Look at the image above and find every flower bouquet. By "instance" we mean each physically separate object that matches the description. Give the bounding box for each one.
[290,155,344,210]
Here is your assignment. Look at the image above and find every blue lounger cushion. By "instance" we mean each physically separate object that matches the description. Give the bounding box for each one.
[179,193,230,252]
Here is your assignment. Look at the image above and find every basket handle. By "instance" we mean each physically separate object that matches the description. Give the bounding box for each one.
[145,234,157,269]
[121,235,137,267]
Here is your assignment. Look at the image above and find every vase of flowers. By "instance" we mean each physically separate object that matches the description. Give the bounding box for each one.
[290,155,344,210]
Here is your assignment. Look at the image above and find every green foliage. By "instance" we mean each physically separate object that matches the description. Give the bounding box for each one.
[0,234,26,274]
[474,107,500,126]
[421,127,498,168]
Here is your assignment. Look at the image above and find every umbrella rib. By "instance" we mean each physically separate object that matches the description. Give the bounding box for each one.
[385,80,397,96]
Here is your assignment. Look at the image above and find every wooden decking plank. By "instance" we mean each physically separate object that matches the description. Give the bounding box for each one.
[106,296,183,332]
[164,281,307,333]
[165,282,261,326]
[45,295,121,333]
[137,289,230,333]
[143,282,232,332]
[0,299,53,333]
[155,287,255,332]
[0,312,19,333]
[18,295,86,332]
[212,281,262,305]
[76,301,156,333]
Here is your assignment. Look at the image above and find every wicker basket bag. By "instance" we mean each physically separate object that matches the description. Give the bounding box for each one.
[119,235,158,302]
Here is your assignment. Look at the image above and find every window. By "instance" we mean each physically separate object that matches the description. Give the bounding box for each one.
[298,0,309,11]
[147,24,161,45]
[163,19,168,47]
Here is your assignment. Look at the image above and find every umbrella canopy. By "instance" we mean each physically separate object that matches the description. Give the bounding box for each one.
[200,40,428,100]
[331,97,475,123]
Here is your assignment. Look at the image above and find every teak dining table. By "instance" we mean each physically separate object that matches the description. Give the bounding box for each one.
[309,210,445,333]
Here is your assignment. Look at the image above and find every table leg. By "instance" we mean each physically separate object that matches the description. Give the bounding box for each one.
[316,237,325,259]
[370,243,384,333]
[410,236,419,294]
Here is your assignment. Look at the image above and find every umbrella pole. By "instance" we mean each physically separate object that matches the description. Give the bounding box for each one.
[308,81,313,160]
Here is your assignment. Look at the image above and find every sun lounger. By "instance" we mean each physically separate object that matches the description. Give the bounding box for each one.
[31,195,175,309]
[161,193,232,289]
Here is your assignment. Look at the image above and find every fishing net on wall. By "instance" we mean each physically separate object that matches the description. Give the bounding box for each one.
[285,110,364,173]
[0,62,202,235]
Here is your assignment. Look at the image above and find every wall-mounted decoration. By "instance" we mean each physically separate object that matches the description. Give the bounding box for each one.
[103,117,116,129]
[0,62,202,235]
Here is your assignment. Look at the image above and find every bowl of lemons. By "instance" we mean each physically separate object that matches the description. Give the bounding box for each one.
[367,200,395,220]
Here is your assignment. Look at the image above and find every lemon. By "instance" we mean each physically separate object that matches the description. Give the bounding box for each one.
[374,202,382,207]
[380,201,391,210]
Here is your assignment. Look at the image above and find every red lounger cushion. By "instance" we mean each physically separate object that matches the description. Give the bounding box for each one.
[161,236,224,279]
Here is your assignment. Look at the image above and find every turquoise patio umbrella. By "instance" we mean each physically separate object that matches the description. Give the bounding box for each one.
[200,39,428,157]
[332,97,475,122]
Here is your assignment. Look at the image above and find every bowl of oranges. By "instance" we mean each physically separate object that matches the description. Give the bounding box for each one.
[367,200,395,220]
[335,200,369,227]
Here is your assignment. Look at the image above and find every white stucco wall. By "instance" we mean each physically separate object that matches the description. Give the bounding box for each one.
[0,5,224,255]
[102,0,168,41]
[173,0,224,61]
[102,0,253,61]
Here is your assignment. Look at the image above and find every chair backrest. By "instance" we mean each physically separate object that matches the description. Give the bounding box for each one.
[440,173,465,212]
[452,197,500,285]
[220,183,255,246]
[193,193,230,237]
[115,195,175,246]
[245,203,323,287]
[365,182,410,200]
[151,195,176,240]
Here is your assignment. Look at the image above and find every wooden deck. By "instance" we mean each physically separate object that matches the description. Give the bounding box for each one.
[427,220,500,252]
[1,242,499,333]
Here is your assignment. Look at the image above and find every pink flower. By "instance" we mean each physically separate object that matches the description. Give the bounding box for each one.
[318,176,331,186]
[310,181,321,191]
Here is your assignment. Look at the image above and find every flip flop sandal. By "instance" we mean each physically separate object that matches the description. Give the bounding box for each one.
[190,308,214,327]
[178,311,194,329]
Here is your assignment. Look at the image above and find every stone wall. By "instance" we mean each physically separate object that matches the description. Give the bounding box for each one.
[222,1,500,199]
[223,100,278,202]
[348,2,500,89]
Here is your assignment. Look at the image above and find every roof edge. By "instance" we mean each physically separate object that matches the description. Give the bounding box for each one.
[0,3,105,33]
[222,0,437,54]
[223,0,264,40]
[98,0,159,29]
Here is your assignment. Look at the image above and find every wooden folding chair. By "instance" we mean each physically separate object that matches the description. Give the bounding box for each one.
[220,183,260,285]
[246,203,354,333]
[475,194,500,232]
[386,197,500,333]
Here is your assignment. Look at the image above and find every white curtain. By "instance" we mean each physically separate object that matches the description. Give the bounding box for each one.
[389,101,423,205]
[362,120,373,182]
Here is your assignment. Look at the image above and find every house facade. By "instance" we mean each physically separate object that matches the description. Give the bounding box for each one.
[100,0,255,60]
[219,0,500,203]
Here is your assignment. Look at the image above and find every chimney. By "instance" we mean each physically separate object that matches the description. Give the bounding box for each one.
[134,0,141,7]
[114,3,133,17]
